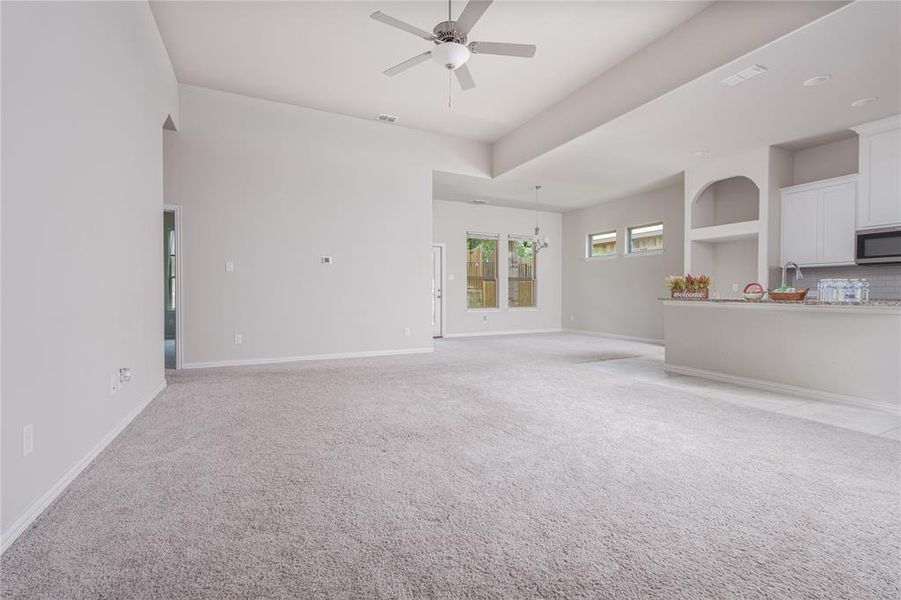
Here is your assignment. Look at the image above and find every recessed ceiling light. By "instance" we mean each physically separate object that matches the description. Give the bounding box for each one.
[851,97,878,108]
[693,151,710,158]
[802,74,832,87]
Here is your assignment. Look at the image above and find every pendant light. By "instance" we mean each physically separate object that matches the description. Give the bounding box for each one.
[527,185,549,253]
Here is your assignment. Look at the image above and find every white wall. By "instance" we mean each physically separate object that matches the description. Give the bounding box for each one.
[684,146,793,290]
[710,238,760,298]
[432,200,562,336]
[1,2,177,541]
[164,86,489,366]
[562,182,684,342]
[792,136,858,185]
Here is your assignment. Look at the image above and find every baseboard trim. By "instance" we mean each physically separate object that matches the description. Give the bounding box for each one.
[1,380,168,554]
[183,347,434,369]
[443,328,562,339]
[562,328,664,346]
[664,364,900,415]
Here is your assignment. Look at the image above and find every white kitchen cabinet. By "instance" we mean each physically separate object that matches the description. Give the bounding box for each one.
[781,189,818,265]
[781,175,857,267]
[852,115,901,229]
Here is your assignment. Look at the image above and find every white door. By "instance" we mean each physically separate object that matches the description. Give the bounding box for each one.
[431,245,443,338]
[819,183,856,265]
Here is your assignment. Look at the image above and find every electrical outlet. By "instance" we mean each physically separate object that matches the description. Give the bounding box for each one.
[225,261,234,272]
[234,333,243,345]
[404,327,411,337]
[23,424,34,456]
[321,256,333,265]
[482,315,488,323]
[110,373,119,396]
[732,283,740,292]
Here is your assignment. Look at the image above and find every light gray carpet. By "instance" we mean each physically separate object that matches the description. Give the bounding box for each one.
[2,333,899,599]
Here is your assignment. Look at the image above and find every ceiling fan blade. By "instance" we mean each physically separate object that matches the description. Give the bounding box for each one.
[370,11,436,41]
[383,51,432,76]
[455,64,475,90]
[455,0,493,35]
[469,41,536,58]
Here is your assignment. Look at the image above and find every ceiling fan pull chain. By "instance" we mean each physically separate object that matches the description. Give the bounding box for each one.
[448,69,453,108]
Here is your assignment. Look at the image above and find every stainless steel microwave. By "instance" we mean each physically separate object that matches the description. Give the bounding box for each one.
[856,226,901,264]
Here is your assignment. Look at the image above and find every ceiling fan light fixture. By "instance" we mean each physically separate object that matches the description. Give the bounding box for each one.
[431,42,471,70]
[371,0,538,92]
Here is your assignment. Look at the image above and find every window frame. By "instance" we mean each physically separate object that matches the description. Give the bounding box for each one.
[626,221,664,256]
[507,235,537,309]
[586,230,618,259]
[466,232,500,311]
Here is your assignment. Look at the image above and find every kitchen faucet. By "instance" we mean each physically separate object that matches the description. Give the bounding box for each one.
[781,261,803,288]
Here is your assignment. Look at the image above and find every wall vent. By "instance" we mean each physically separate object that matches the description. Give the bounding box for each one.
[377,113,399,124]
[720,64,767,87]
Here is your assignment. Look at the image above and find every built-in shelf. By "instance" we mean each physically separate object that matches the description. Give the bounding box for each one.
[690,220,760,243]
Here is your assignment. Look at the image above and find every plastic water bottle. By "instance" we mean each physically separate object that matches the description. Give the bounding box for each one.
[827,278,837,302]
[849,279,862,303]
[860,279,870,303]
[817,279,827,302]
[836,279,849,303]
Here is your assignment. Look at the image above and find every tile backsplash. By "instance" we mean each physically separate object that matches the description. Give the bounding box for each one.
[789,264,901,300]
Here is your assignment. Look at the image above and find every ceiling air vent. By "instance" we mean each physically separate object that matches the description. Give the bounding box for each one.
[377,113,399,124]
[720,64,767,87]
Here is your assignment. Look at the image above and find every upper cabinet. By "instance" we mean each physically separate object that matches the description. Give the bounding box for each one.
[781,175,857,267]
[852,115,901,230]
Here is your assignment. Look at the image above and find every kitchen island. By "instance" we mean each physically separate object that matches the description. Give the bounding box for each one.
[663,299,901,411]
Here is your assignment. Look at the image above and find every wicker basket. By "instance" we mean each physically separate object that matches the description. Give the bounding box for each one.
[769,288,808,301]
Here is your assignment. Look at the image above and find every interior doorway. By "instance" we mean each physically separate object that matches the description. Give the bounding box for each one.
[432,244,444,338]
[163,205,182,369]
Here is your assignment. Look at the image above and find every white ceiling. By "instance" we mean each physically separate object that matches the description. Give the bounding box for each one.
[150,1,709,142]
[434,0,901,210]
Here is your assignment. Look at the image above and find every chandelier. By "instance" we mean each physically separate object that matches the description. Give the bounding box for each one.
[526,185,549,253]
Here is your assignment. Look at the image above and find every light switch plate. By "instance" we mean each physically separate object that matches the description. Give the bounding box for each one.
[23,424,34,456]
[225,261,235,272]
[234,333,243,345]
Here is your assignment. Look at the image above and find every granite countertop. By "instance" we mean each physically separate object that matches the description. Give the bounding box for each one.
[661,297,901,307]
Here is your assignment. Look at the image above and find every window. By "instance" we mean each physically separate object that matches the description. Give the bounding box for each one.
[467,234,498,309]
[588,231,617,257]
[628,222,663,254]
[508,237,536,308]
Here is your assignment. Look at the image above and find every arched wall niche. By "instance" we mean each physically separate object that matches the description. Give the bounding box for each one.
[691,175,759,229]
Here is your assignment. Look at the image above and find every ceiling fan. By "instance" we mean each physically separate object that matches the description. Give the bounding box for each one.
[371,0,537,91]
